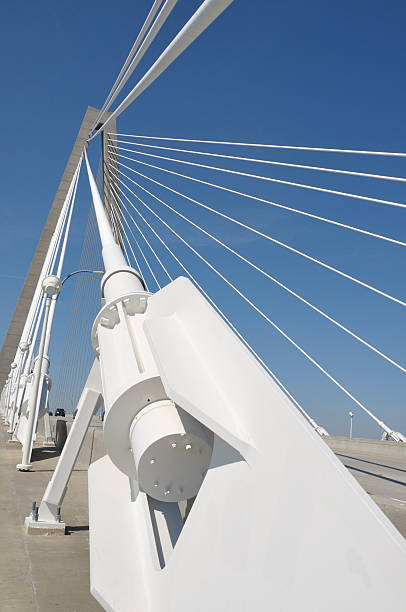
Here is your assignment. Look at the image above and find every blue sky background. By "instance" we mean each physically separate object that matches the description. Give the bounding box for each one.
[1,0,405,436]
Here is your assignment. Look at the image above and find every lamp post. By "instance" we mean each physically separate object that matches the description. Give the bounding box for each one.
[349,411,354,439]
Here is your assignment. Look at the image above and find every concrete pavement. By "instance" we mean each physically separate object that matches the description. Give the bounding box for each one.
[0,426,103,612]
[327,437,406,538]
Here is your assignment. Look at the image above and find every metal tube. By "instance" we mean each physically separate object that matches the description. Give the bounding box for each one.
[85,152,144,300]
[17,297,52,471]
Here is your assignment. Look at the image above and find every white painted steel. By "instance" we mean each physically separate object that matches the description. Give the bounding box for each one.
[110,173,406,441]
[17,297,51,471]
[109,149,406,247]
[92,0,236,138]
[5,162,81,437]
[113,138,406,184]
[96,0,178,126]
[86,155,213,499]
[129,399,212,502]
[93,0,165,128]
[89,277,406,612]
[114,145,406,210]
[108,179,328,437]
[111,132,406,157]
[113,164,406,374]
[115,158,406,307]
[36,360,103,524]
[85,152,144,299]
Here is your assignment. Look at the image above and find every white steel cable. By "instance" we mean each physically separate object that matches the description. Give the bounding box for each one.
[108,186,149,288]
[108,182,165,287]
[110,133,406,158]
[108,158,406,307]
[108,176,172,282]
[107,149,406,247]
[113,146,406,209]
[108,196,131,266]
[96,0,178,125]
[113,181,396,431]
[91,0,235,138]
[49,170,78,275]
[93,0,164,128]
[113,139,406,184]
[112,185,323,432]
[115,170,406,374]
[108,180,159,289]
[56,159,82,277]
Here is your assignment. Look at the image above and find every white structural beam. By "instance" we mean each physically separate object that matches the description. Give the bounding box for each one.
[32,361,102,528]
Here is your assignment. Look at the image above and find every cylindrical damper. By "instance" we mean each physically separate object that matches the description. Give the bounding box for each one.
[130,399,213,502]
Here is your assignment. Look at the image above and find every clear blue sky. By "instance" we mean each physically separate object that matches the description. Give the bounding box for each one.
[1,0,405,437]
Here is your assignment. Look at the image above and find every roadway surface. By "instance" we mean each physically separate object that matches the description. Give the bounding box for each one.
[0,425,103,612]
[1,427,405,611]
[327,437,406,538]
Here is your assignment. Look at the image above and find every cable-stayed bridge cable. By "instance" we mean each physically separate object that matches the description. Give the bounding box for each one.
[112,180,395,432]
[108,176,172,282]
[110,133,406,158]
[113,146,406,209]
[110,180,323,432]
[108,158,406,307]
[96,0,178,127]
[107,150,406,247]
[93,0,165,128]
[113,168,406,374]
[91,0,235,138]
[113,139,406,184]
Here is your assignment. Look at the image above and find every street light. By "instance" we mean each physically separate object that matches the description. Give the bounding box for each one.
[349,411,354,439]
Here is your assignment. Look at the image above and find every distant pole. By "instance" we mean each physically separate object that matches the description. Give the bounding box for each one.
[349,411,354,439]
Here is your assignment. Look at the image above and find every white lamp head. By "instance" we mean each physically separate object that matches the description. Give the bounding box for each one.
[42,275,62,297]
[19,341,30,352]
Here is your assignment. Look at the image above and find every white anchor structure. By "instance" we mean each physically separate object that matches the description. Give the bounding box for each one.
[1,0,406,610]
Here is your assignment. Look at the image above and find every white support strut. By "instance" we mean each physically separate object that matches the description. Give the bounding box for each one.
[25,360,103,531]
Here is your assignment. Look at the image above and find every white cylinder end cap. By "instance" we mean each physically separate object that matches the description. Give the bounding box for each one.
[130,400,212,503]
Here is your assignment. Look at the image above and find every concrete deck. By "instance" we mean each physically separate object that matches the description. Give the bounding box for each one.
[1,425,406,611]
[0,425,102,612]
[327,436,406,538]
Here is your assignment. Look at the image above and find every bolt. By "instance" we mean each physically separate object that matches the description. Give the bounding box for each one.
[153,481,159,487]
[164,488,171,496]
[185,444,192,451]
[150,458,155,465]
[171,442,177,448]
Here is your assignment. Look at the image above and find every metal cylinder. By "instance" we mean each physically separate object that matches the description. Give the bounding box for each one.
[130,399,212,502]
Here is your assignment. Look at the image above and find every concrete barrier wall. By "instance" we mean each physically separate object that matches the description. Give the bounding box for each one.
[39,415,106,468]
[325,436,406,460]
